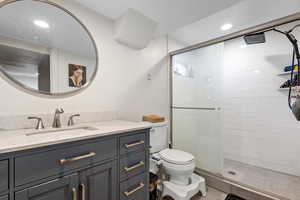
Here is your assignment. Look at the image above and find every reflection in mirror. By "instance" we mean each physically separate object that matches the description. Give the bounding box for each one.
[0,0,97,96]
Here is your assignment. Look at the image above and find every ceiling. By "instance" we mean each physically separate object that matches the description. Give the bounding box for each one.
[75,0,243,34]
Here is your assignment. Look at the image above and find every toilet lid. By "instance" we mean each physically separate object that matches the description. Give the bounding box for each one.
[159,149,194,165]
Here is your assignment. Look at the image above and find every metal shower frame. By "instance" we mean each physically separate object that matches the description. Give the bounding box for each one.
[168,12,300,147]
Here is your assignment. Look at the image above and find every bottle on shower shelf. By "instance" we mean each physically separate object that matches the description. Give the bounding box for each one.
[284,65,299,72]
[280,79,291,88]
[280,74,300,88]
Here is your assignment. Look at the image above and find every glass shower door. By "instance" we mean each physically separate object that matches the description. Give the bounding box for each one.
[172,43,224,174]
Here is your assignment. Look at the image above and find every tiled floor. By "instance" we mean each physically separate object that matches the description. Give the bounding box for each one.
[223,159,300,200]
[191,187,227,200]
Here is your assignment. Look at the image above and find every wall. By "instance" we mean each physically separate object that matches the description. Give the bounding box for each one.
[222,21,300,176]
[0,35,49,54]
[0,36,44,90]
[4,64,39,90]
[172,44,223,108]
[0,36,81,93]
[0,35,96,93]
[0,0,169,123]
[50,48,96,93]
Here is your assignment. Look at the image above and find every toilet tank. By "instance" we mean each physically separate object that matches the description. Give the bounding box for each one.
[150,122,168,153]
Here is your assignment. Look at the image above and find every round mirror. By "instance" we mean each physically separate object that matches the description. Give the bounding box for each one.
[0,0,98,97]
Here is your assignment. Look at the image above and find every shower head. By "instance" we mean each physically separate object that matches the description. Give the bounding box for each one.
[244,32,266,45]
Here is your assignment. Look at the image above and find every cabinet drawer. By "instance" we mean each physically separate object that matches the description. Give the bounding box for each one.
[119,132,147,155]
[15,137,117,186]
[120,173,148,200]
[120,151,146,181]
[0,160,8,193]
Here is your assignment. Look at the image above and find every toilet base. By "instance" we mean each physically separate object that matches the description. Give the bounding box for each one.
[162,173,206,200]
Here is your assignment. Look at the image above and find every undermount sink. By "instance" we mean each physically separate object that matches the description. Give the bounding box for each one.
[26,126,99,136]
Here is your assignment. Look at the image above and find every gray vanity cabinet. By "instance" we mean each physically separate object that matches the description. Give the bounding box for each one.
[15,137,117,187]
[0,128,150,200]
[15,174,78,200]
[79,161,117,200]
[15,162,117,200]
[119,132,149,200]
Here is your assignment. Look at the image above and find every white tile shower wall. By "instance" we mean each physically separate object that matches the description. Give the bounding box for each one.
[222,21,300,176]
[172,43,224,174]
[172,43,223,108]
[173,109,223,174]
[0,0,169,123]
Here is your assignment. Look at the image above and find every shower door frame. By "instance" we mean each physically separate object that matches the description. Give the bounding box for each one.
[169,12,300,147]
[168,11,300,199]
[168,12,300,198]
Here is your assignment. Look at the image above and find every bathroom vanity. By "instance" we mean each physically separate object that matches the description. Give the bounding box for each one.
[0,121,151,200]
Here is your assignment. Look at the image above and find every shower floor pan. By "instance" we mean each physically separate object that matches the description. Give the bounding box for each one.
[222,159,300,200]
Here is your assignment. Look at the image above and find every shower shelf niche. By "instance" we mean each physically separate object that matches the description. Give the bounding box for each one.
[277,71,298,76]
[278,87,297,91]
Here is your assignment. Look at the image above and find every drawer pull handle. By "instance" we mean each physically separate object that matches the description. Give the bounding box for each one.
[59,152,96,164]
[124,183,145,197]
[124,161,145,172]
[80,183,86,200]
[125,140,145,149]
[72,188,77,200]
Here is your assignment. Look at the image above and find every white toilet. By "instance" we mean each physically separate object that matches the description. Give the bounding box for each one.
[149,122,206,200]
[159,148,195,185]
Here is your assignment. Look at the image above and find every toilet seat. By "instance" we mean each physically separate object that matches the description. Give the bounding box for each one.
[159,149,194,165]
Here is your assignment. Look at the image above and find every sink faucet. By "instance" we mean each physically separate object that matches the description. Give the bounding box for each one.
[28,116,44,130]
[68,114,80,126]
[52,108,64,128]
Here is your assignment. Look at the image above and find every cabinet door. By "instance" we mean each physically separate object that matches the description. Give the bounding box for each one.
[15,174,78,200]
[79,161,117,200]
[0,160,9,194]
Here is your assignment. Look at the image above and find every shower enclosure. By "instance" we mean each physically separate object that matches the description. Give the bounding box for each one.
[170,20,300,200]
[171,43,224,175]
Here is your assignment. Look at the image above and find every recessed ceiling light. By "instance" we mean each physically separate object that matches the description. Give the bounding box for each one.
[221,23,232,31]
[34,20,49,29]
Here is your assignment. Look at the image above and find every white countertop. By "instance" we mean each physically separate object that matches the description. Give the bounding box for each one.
[0,120,152,154]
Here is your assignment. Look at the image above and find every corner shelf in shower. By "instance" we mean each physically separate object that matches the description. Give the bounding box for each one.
[278,71,298,91]
[277,71,297,76]
[277,87,297,91]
